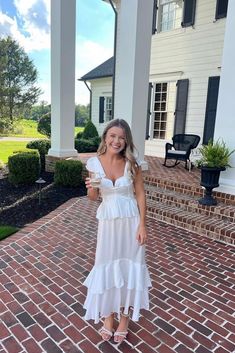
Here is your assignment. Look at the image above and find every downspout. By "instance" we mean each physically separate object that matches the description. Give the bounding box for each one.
[107,0,117,119]
[78,79,92,120]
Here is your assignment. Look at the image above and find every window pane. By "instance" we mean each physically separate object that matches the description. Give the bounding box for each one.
[155,84,161,92]
[161,102,166,111]
[162,93,167,101]
[105,97,112,121]
[154,103,161,111]
[152,83,168,139]
[162,83,167,91]
[155,93,161,101]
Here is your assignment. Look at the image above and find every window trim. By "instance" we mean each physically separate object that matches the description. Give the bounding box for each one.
[151,82,168,140]
[104,96,113,122]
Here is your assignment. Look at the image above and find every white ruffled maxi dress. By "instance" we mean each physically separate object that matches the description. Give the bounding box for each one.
[83,156,151,323]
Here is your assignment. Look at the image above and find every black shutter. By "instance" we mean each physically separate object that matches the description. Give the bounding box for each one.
[203,76,220,144]
[99,96,104,123]
[152,0,158,34]
[182,0,196,27]
[174,79,189,135]
[146,83,153,139]
[215,0,228,20]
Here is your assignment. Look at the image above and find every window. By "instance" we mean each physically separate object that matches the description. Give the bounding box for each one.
[105,97,112,122]
[152,83,168,139]
[158,0,183,32]
[99,96,113,123]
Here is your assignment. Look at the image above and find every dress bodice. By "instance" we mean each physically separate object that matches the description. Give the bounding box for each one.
[86,156,139,220]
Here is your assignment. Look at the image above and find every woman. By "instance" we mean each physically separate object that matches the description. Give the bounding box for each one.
[83,119,151,343]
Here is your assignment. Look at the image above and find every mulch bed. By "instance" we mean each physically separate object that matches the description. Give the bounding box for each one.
[0,171,86,228]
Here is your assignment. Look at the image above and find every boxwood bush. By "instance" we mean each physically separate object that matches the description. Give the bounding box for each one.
[76,131,83,139]
[74,136,101,153]
[26,139,51,172]
[81,120,99,139]
[8,152,40,185]
[13,148,39,155]
[54,159,83,187]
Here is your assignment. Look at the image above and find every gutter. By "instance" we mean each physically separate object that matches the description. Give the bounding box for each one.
[107,0,117,119]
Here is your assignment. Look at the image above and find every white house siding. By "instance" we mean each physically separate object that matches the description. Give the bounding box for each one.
[90,78,113,136]
[146,0,226,157]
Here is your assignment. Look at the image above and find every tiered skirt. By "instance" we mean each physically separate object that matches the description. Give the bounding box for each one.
[83,216,152,324]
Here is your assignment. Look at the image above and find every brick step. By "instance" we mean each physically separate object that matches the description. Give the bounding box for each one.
[144,174,235,206]
[145,184,235,222]
[146,197,235,245]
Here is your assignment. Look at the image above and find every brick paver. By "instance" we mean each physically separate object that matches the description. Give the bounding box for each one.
[0,195,235,353]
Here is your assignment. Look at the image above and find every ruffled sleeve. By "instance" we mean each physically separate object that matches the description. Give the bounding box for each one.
[86,156,98,173]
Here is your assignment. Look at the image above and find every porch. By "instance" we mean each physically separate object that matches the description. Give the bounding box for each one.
[0,155,234,353]
[79,153,235,246]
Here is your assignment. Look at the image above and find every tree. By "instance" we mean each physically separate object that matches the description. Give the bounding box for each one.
[29,101,51,121]
[37,112,51,138]
[75,104,89,126]
[0,36,42,129]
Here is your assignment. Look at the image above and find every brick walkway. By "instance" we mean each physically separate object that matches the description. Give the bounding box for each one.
[0,195,235,353]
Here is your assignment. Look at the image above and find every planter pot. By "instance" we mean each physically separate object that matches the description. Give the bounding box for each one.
[198,166,225,206]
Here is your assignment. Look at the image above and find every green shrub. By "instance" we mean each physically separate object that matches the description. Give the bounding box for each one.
[54,160,83,187]
[82,120,98,139]
[74,137,101,153]
[8,152,40,185]
[91,136,101,146]
[26,139,51,172]
[37,112,51,137]
[13,148,38,155]
[26,139,51,155]
[76,131,84,139]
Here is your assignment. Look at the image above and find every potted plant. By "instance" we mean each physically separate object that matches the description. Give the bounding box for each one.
[196,139,235,206]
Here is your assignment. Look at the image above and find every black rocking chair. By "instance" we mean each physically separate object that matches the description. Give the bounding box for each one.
[163,134,200,170]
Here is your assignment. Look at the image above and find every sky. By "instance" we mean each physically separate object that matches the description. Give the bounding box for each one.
[0,0,115,105]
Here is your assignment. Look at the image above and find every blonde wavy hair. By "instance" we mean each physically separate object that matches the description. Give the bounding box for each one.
[97,119,139,177]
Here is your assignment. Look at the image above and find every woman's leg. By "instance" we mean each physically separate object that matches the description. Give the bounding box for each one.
[99,313,114,341]
[114,310,130,343]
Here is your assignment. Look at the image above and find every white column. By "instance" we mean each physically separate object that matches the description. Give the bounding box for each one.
[48,0,78,157]
[114,0,153,166]
[214,0,235,194]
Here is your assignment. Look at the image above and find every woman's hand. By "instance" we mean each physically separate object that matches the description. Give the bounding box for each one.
[85,177,93,189]
[85,177,99,200]
[136,224,147,245]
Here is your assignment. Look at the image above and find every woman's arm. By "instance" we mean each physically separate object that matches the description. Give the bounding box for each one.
[85,173,99,201]
[133,167,147,245]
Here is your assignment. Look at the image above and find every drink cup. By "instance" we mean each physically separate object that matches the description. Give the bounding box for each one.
[90,172,101,188]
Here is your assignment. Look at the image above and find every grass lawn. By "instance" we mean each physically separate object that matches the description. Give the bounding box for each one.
[0,141,28,163]
[0,121,84,163]
[0,119,45,138]
[0,226,19,240]
[0,119,84,138]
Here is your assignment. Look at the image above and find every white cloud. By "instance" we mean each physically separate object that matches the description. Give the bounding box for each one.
[75,37,113,105]
[76,38,113,77]
[38,80,50,104]
[0,12,16,36]
[0,0,51,52]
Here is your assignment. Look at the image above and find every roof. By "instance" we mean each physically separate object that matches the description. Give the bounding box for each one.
[80,57,114,81]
